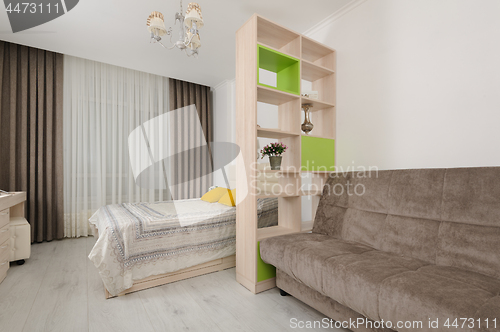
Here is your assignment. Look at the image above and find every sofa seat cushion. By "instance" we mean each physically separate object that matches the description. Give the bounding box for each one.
[379,265,500,332]
[260,233,377,290]
[261,234,432,321]
[474,296,500,332]
[321,250,431,321]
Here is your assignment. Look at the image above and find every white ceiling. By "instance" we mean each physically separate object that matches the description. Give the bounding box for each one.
[0,0,350,87]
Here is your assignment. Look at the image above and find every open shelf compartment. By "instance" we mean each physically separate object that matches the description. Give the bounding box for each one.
[301,36,335,70]
[258,44,300,96]
[300,172,330,232]
[302,60,335,82]
[301,97,335,111]
[256,196,302,241]
[258,136,301,170]
[257,86,299,105]
[301,97,335,138]
[257,225,297,241]
[257,93,301,134]
[301,73,335,105]
[253,162,300,198]
[257,16,301,57]
[257,128,300,139]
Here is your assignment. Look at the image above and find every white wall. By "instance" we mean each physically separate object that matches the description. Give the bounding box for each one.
[306,0,500,170]
[212,70,281,178]
[212,79,236,188]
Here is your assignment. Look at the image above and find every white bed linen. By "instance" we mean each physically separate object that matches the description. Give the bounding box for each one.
[88,198,278,296]
[88,199,236,296]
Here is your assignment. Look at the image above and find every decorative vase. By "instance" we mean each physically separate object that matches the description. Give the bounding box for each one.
[301,104,314,134]
[269,156,282,170]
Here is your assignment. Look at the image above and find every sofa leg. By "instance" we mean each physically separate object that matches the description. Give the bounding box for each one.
[16,259,25,265]
[279,288,289,296]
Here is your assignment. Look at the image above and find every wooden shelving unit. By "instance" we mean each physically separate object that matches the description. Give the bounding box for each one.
[236,14,336,294]
[301,60,335,82]
[257,128,299,139]
[257,225,298,241]
[300,96,335,111]
[257,86,299,105]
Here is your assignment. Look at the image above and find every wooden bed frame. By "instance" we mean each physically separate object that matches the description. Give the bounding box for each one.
[104,254,236,299]
[90,224,236,299]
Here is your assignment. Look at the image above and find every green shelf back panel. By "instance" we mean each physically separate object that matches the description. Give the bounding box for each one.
[257,44,300,95]
[301,136,335,171]
[257,241,276,282]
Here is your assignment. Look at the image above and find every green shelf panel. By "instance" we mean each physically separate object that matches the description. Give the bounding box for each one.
[257,241,276,282]
[257,44,300,96]
[301,136,335,171]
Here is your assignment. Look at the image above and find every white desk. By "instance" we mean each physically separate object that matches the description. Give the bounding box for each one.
[0,192,26,284]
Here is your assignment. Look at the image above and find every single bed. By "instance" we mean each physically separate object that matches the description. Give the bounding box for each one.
[88,197,277,298]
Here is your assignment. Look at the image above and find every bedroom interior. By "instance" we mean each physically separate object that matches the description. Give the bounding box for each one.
[0,0,499,331]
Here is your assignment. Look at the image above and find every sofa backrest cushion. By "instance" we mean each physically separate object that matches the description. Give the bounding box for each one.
[312,167,500,279]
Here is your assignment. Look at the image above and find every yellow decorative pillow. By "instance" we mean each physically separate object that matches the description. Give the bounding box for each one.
[201,187,229,203]
[218,189,236,207]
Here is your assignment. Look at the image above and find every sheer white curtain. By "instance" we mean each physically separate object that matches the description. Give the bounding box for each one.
[63,56,170,238]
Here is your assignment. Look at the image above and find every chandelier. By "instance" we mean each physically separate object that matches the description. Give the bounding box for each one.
[147,1,203,57]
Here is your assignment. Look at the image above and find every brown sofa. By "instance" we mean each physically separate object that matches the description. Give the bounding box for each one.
[260,167,500,331]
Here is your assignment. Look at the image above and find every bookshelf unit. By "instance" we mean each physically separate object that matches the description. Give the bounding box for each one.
[236,14,336,294]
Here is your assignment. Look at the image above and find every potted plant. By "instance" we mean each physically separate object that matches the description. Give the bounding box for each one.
[260,142,288,170]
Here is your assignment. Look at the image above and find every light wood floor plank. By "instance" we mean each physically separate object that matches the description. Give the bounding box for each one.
[218,268,346,331]
[168,272,250,332]
[138,280,222,331]
[0,242,54,332]
[22,238,88,332]
[85,237,156,332]
[181,269,294,332]
[0,237,343,332]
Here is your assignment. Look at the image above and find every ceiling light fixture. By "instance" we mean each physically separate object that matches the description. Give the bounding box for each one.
[147,1,203,57]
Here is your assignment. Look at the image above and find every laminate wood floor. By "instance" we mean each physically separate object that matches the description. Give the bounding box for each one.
[0,237,347,332]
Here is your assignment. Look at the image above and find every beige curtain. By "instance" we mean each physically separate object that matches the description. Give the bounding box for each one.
[169,78,213,199]
[0,41,64,243]
[63,56,171,237]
